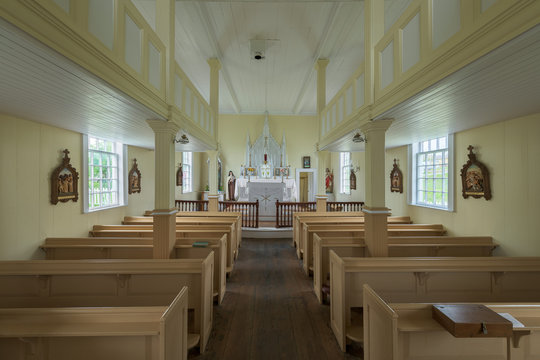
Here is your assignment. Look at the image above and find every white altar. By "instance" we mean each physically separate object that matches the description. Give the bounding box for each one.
[235,178,297,220]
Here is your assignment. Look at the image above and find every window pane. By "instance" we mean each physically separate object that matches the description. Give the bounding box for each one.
[111,192,118,204]
[418,166,425,178]
[444,165,448,178]
[435,192,443,205]
[439,137,447,149]
[418,154,425,166]
[435,151,443,165]
[427,179,434,191]
[430,139,437,150]
[426,192,434,203]
[93,154,100,166]
[443,193,448,206]
[444,151,449,164]
[422,141,429,152]
[427,166,434,177]
[418,191,425,202]
[418,179,425,190]
[435,165,443,178]
[426,153,434,165]
[435,179,443,192]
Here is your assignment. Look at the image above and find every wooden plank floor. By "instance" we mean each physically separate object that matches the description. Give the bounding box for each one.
[189,237,363,360]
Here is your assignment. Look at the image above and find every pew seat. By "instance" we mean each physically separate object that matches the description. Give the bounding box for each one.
[363,284,540,360]
[0,287,189,360]
[312,235,497,303]
[0,257,214,352]
[329,253,540,351]
[41,236,228,305]
[301,224,446,274]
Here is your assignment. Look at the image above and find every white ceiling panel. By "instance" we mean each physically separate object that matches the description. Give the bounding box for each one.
[0,18,163,149]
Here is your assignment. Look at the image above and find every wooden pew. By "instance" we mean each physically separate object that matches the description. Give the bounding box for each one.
[124,215,242,251]
[0,287,189,360]
[292,212,366,250]
[0,256,214,353]
[363,284,540,360]
[329,253,540,351]
[41,236,228,305]
[302,224,446,275]
[145,210,243,247]
[293,213,411,253]
[90,225,236,273]
[312,235,497,303]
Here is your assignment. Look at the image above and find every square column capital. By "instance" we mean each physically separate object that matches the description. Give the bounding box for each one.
[146,119,180,136]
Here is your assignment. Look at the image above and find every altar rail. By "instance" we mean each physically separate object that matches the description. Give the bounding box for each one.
[175,200,208,212]
[219,200,259,229]
[175,200,259,228]
[326,201,364,212]
[275,201,317,228]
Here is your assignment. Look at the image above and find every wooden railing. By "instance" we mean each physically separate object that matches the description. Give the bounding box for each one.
[175,200,259,228]
[327,201,364,212]
[219,200,259,228]
[275,201,317,228]
[175,200,208,212]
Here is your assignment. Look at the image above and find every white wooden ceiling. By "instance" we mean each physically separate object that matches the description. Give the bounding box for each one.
[2,1,537,153]
[0,17,164,149]
[378,22,540,149]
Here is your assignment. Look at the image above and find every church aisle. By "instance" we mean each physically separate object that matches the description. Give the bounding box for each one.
[189,238,362,360]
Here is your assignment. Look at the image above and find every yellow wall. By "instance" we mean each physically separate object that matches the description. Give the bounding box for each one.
[218,114,319,184]
[331,151,366,202]
[385,114,540,256]
[385,145,409,216]
[175,151,203,201]
[0,114,155,260]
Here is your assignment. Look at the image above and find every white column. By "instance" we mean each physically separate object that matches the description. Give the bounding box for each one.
[147,119,180,258]
[206,150,219,211]
[360,119,393,256]
[315,59,330,211]
[208,58,221,140]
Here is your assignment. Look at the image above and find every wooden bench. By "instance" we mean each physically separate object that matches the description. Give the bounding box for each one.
[146,211,243,247]
[293,213,411,253]
[41,235,228,305]
[90,225,237,272]
[363,284,540,359]
[0,256,214,352]
[313,235,497,303]
[329,253,540,351]
[125,215,242,250]
[292,212,366,250]
[302,224,446,275]
[0,287,189,360]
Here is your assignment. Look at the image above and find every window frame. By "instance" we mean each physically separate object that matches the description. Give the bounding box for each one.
[408,134,454,211]
[83,135,127,213]
[340,152,351,195]
[182,152,193,193]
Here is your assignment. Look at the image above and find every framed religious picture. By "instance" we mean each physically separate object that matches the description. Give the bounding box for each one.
[350,169,357,190]
[303,156,311,168]
[460,145,491,200]
[390,159,403,193]
[176,163,183,186]
[128,159,141,194]
[51,149,79,204]
[274,168,281,177]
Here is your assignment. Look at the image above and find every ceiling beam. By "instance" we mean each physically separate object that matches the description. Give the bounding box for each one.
[292,3,341,114]
[198,3,242,114]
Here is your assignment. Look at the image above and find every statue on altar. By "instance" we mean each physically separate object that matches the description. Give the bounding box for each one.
[227,171,236,201]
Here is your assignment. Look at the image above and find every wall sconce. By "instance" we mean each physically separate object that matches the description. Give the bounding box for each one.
[174,134,189,144]
[352,132,366,143]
